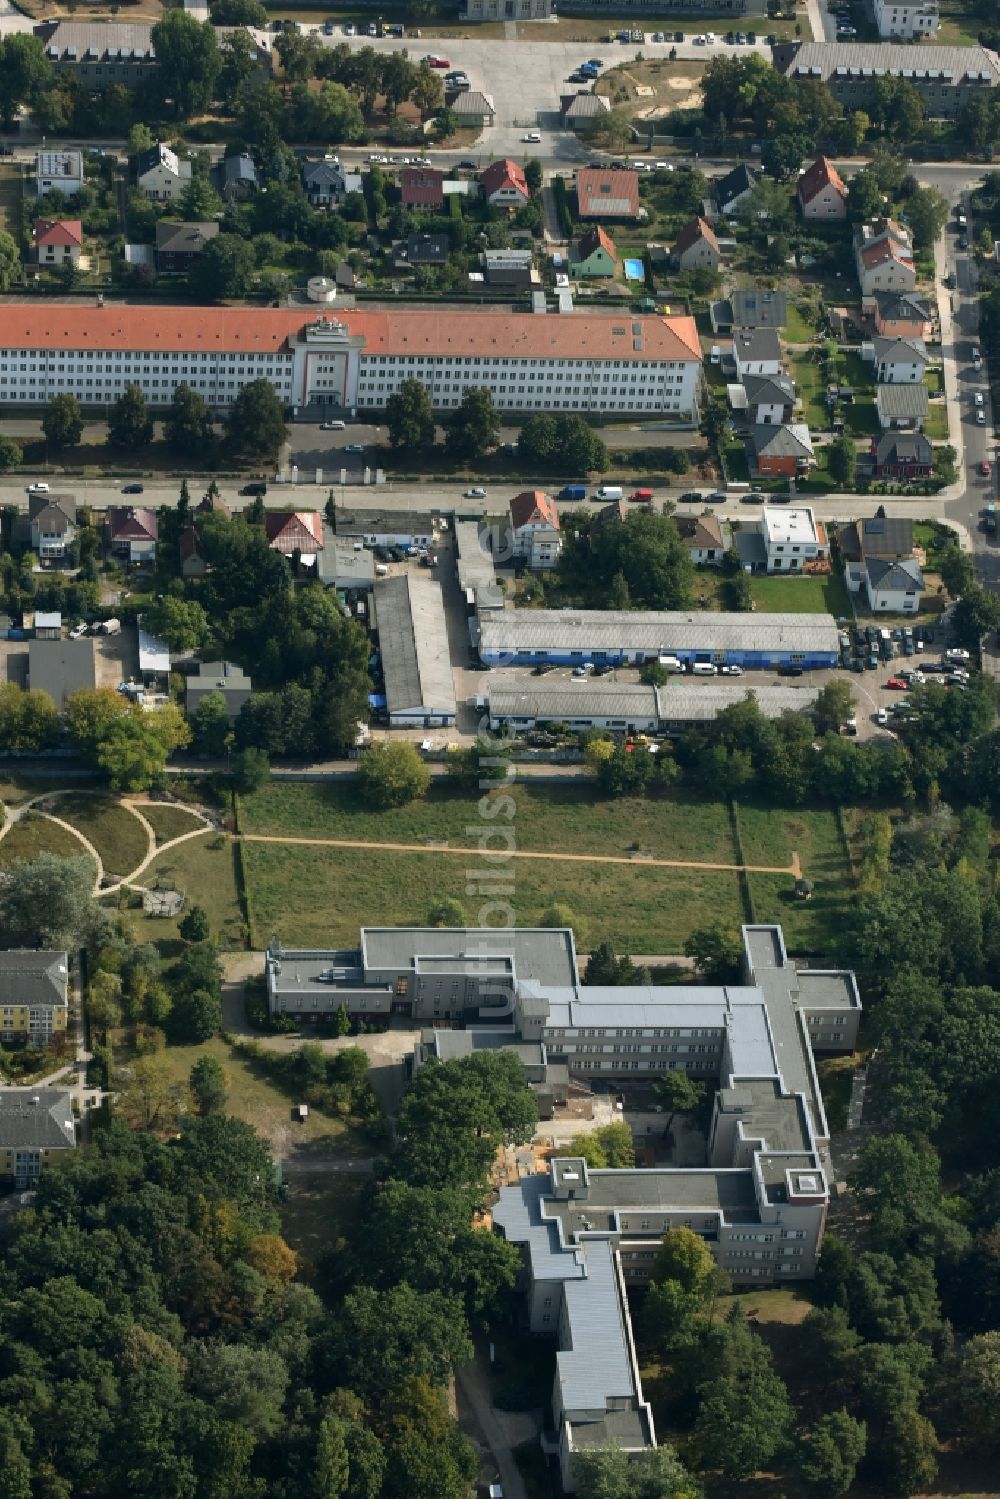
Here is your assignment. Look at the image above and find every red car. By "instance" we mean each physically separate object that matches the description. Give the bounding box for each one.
[430,55,450,67]
[980,460,992,478]
[886,677,908,690]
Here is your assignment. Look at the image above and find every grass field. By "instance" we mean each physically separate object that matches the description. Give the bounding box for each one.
[0,163,21,241]
[0,813,97,870]
[55,794,149,878]
[924,403,949,440]
[738,802,853,959]
[241,840,747,953]
[127,834,244,949]
[140,803,208,844]
[790,352,827,431]
[935,0,982,46]
[239,782,739,865]
[750,573,852,617]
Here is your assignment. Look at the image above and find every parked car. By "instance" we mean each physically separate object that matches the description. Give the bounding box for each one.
[719,664,743,676]
[25,481,49,494]
[778,665,804,677]
[946,647,971,661]
[886,677,908,690]
[320,419,346,430]
[121,483,144,494]
[344,443,365,453]
[521,131,541,143]
[464,487,487,498]
[678,491,703,504]
[240,481,266,496]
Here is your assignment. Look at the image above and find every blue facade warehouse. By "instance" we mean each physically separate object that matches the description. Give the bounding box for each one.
[476,608,840,670]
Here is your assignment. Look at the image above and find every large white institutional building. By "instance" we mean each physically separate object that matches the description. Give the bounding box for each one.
[0,305,703,419]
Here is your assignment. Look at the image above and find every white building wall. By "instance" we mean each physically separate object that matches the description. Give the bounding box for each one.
[874,0,939,38]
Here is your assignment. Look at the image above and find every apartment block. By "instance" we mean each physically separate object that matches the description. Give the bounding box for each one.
[0,950,69,1044]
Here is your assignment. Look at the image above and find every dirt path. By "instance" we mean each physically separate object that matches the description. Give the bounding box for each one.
[240,832,801,877]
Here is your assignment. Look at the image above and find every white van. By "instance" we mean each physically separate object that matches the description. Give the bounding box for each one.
[595,485,624,500]
[691,662,716,676]
[374,563,389,577]
[658,655,684,673]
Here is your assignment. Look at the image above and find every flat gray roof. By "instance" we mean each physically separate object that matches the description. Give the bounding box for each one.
[362,926,577,989]
[375,574,457,718]
[28,637,96,708]
[336,507,436,535]
[656,684,818,722]
[478,609,840,654]
[490,685,659,720]
[319,533,376,586]
[549,1168,759,1219]
[455,519,497,593]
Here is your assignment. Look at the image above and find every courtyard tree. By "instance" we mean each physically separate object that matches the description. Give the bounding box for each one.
[386,378,435,451]
[812,680,856,736]
[654,1070,705,1133]
[444,387,500,463]
[151,10,221,117]
[190,233,256,301]
[227,378,287,459]
[42,393,83,449]
[165,383,216,456]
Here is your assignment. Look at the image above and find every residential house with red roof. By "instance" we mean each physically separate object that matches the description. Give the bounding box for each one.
[107,506,157,564]
[265,510,325,559]
[854,218,916,295]
[400,166,444,210]
[33,218,82,267]
[797,156,848,220]
[672,216,721,271]
[569,225,617,279]
[479,159,530,208]
[575,167,640,222]
[509,490,561,571]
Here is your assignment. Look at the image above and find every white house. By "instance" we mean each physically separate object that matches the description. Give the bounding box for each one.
[871,336,929,384]
[35,151,83,199]
[873,0,939,39]
[761,506,828,573]
[841,513,924,612]
[135,143,192,203]
[863,556,924,612]
[797,155,848,221]
[676,513,725,566]
[732,328,783,379]
[509,490,561,571]
[854,219,916,296]
[742,373,795,426]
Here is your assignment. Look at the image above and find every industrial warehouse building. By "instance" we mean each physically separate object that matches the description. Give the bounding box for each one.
[486,681,819,734]
[476,609,840,669]
[374,574,456,727]
[266,920,860,1489]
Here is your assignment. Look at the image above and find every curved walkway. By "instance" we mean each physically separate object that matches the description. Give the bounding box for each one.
[240,831,801,877]
[0,788,217,897]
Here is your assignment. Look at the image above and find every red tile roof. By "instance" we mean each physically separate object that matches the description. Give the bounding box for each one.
[576,225,618,263]
[479,158,529,200]
[797,155,847,206]
[510,490,560,532]
[861,241,914,271]
[672,215,719,256]
[575,167,640,219]
[108,505,157,541]
[0,304,701,364]
[34,218,82,248]
[265,510,324,553]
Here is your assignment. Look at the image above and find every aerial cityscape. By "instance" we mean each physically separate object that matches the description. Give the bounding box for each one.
[0,0,998,1495]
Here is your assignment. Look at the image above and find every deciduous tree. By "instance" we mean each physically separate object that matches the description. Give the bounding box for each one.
[356,742,431,809]
[107,384,153,449]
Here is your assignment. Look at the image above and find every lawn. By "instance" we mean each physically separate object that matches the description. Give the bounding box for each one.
[152,1035,361,1161]
[935,0,982,46]
[140,802,208,844]
[126,833,244,950]
[789,352,828,431]
[0,163,21,241]
[842,401,879,437]
[54,794,149,879]
[239,782,739,865]
[924,403,949,440]
[750,572,852,617]
[0,812,97,871]
[241,841,747,954]
[723,443,751,483]
[784,303,818,344]
[738,802,855,960]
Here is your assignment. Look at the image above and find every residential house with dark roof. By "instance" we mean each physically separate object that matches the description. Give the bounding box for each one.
[135,143,191,203]
[479,159,530,208]
[35,150,83,199]
[569,225,617,279]
[400,166,444,209]
[155,220,219,274]
[481,248,539,288]
[875,383,929,430]
[797,155,848,220]
[714,163,759,215]
[302,155,347,207]
[107,505,157,564]
[186,661,253,720]
[264,510,325,558]
[676,513,725,566]
[841,511,924,611]
[871,431,933,479]
[750,424,815,478]
[221,152,257,202]
[0,951,69,1045]
[560,91,611,130]
[576,167,640,222]
[742,373,796,425]
[448,91,496,127]
[871,335,929,384]
[731,288,787,329]
[33,218,82,267]
[868,291,932,339]
[24,492,76,563]
[732,327,783,379]
[0,1087,76,1186]
[671,215,720,271]
[391,233,450,269]
[509,490,561,570]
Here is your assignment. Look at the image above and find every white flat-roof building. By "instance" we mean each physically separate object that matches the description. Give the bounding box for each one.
[760,506,829,573]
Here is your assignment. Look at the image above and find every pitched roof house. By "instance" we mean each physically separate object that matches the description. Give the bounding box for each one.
[732,327,783,379]
[135,142,191,202]
[797,155,848,220]
[302,155,347,206]
[561,92,611,129]
[479,159,530,207]
[751,423,815,477]
[715,163,759,214]
[391,233,450,268]
[264,510,325,557]
[842,511,924,613]
[0,951,68,1044]
[869,291,932,339]
[0,1087,75,1184]
[179,525,207,579]
[672,215,721,271]
[221,151,257,201]
[27,493,76,562]
[107,505,157,563]
[576,167,640,221]
[854,218,915,294]
[871,334,929,383]
[400,166,444,209]
[33,218,82,266]
[155,220,219,273]
[569,225,617,279]
[871,431,933,478]
[875,382,930,430]
[731,288,787,329]
[742,373,796,425]
[509,490,561,571]
[676,512,725,566]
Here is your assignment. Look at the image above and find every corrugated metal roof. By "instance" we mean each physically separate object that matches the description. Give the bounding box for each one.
[875,383,929,416]
[478,609,840,654]
[489,685,658,720]
[656,684,818,722]
[558,1238,637,1413]
[375,574,457,719]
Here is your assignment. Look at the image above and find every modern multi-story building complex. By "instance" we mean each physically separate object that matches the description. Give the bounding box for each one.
[0,307,702,421]
[0,1088,76,1187]
[0,951,69,1045]
[773,41,998,117]
[267,922,859,1490]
